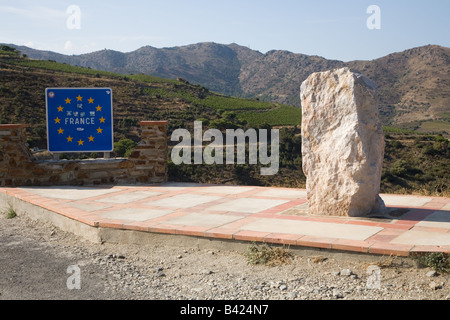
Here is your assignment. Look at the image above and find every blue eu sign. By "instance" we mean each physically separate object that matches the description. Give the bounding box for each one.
[46,88,113,153]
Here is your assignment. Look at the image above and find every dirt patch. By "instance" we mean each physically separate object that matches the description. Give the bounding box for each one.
[0,211,449,300]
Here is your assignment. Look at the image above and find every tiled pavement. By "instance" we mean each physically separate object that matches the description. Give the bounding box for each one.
[1,183,449,256]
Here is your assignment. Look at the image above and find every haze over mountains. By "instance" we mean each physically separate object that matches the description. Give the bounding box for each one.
[7,42,450,130]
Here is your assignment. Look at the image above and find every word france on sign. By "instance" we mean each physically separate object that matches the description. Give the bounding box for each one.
[46,88,114,153]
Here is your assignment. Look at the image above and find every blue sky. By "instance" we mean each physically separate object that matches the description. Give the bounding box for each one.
[1,0,449,61]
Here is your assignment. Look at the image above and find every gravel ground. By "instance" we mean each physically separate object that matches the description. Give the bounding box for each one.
[1,212,449,301]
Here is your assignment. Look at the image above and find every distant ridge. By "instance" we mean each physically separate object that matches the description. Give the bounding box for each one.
[5,42,450,129]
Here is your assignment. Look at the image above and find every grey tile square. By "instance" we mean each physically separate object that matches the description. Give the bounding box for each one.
[98,191,162,204]
[100,208,173,221]
[20,186,120,200]
[208,198,289,213]
[255,189,307,199]
[68,202,112,212]
[416,211,450,229]
[164,212,243,228]
[380,195,432,207]
[146,194,221,209]
[391,229,450,246]
[242,218,383,241]
[197,186,255,194]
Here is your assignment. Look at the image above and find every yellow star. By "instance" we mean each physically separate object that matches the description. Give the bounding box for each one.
[88,97,94,104]
[99,117,106,123]
[96,127,103,134]
[96,105,102,112]
[54,117,61,124]
[65,97,71,104]
[67,136,73,142]
[88,135,95,142]
[76,95,83,101]
[58,128,64,134]
[78,139,84,146]
[57,105,64,112]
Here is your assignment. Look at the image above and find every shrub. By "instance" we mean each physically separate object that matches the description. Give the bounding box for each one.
[209,118,237,130]
[434,134,447,142]
[390,160,408,176]
[2,205,17,219]
[391,140,403,149]
[114,139,137,157]
[244,242,293,266]
[412,252,450,273]
[422,144,435,155]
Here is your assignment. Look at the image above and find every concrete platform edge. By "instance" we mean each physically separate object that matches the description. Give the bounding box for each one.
[0,190,418,263]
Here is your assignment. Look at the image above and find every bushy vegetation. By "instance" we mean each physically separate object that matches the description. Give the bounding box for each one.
[412,252,450,273]
[1,51,448,197]
[381,133,449,196]
[239,105,302,126]
[169,127,449,197]
[114,139,137,157]
[1,204,17,219]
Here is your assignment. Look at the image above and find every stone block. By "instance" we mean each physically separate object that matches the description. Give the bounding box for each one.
[300,67,385,217]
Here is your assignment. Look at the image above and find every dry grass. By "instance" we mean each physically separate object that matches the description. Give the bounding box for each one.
[244,242,293,266]
[363,255,400,270]
[310,256,328,264]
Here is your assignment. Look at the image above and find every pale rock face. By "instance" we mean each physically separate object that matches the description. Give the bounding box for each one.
[300,67,386,217]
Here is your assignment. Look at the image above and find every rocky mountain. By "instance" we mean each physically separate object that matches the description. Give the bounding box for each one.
[5,42,450,131]
[347,45,450,127]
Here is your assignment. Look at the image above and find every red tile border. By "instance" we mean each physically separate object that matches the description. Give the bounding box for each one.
[76,216,100,227]
[410,245,450,254]
[366,228,403,242]
[2,185,450,256]
[122,222,152,232]
[331,239,373,253]
[411,226,450,233]
[203,227,235,240]
[296,235,335,249]
[175,225,209,237]
[252,213,308,221]
[148,224,178,234]
[376,223,413,230]
[303,216,347,224]
[258,199,307,214]
[368,242,413,256]
[343,220,381,227]
[264,233,303,246]
[98,220,125,229]
[233,230,270,242]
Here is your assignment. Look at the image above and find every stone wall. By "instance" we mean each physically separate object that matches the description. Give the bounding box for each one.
[0,121,168,187]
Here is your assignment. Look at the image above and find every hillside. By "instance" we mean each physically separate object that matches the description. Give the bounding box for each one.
[0,47,448,196]
[7,42,450,135]
[0,47,299,148]
[347,45,450,133]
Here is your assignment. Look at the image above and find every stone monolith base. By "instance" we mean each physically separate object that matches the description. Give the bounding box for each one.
[300,67,386,217]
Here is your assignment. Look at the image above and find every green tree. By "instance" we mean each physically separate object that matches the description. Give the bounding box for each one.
[114,139,136,157]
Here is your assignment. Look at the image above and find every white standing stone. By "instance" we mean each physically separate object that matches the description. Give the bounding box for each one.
[300,67,386,217]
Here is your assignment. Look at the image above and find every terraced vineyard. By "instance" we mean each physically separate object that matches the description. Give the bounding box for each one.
[1,46,448,196]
